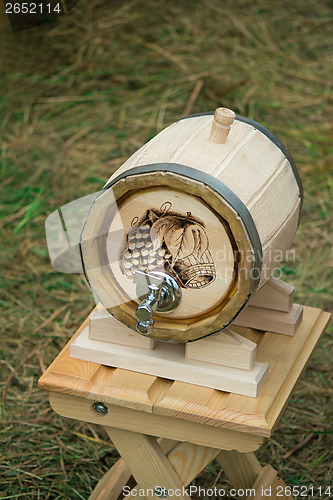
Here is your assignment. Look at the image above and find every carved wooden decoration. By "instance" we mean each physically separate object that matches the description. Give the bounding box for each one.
[119,202,216,289]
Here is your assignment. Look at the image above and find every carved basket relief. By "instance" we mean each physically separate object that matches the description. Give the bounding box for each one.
[120,202,216,289]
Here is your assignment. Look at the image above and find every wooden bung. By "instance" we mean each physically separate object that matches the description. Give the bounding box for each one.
[209,107,235,143]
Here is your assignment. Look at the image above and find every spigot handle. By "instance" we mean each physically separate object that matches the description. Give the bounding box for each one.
[134,270,181,337]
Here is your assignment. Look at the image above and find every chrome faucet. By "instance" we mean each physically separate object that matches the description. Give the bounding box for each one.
[134,270,181,336]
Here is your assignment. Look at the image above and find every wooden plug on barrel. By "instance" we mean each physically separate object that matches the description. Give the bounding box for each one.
[209,107,235,143]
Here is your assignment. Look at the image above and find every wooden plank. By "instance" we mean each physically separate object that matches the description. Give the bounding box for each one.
[89,310,156,349]
[250,277,294,312]
[153,308,330,436]
[70,326,268,397]
[259,199,300,288]
[232,303,303,335]
[106,117,253,182]
[264,308,331,432]
[103,428,187,500]
[40,359,168,413]
[246,159,299,245]
[185,328,257,370]
[49,392,264,452]
[216,451,262,490]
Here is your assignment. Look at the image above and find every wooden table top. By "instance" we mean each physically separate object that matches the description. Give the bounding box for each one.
[39,306,330,437]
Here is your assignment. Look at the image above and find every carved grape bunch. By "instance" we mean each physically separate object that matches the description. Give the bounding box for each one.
[120,203,216,289]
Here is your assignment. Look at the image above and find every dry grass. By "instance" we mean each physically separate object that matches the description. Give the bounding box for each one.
[0,0,332,498]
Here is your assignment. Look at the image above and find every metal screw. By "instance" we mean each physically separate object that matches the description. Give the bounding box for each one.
[93,402,108,415]
[154,486,168,498]
[136,319,154,336]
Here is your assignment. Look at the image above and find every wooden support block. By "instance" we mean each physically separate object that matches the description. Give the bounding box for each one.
[232,303,303,336]
[70,327,268,397]
[185,328,257,370]
[89,310,156,350]
[250,277,294,313]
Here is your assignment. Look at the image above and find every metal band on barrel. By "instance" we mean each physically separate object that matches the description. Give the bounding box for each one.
[179,111,304,208]
[104,163,263,296]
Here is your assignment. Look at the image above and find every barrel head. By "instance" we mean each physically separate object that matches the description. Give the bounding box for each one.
[81,166,260,342]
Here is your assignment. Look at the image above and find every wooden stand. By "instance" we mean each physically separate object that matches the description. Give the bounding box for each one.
[233,277,303,335]
[69,278,304,398]
[39,304,330,499]
[70,314,268,397]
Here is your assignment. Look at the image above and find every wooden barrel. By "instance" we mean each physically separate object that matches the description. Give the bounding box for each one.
[80,109,302,342]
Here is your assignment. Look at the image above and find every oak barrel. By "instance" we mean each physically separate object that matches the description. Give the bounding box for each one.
[80,109,302,342]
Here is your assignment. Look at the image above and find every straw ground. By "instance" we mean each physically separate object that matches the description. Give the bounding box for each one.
[0,0,332,498]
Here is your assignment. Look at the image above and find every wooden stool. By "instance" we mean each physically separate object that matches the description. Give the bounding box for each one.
[39,306,330,499]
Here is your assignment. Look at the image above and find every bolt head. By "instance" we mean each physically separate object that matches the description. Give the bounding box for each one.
[136,320,154,336]
[93,402,108,415]
[136,304,153,322]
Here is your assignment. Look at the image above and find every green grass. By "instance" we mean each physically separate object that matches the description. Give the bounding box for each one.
[0,0,332,498]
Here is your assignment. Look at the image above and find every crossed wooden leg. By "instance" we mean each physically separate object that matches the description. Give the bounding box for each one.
[216,450,262,490]
[89,427,270,500]
[89,437,177,500]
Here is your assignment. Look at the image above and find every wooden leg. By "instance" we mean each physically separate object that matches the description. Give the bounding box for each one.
[167,441,220,486]
[89,458,131,500]
[217,453,294,500]
[103,426,222,500]
[128,442,221,499]
[124,441,221,500]
[105,427,188,500]
[247,464,294,500]
[89,437,176,500]
[216,450,262,490]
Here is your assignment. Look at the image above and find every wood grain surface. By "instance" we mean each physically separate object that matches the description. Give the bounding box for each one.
[39,305,330,437]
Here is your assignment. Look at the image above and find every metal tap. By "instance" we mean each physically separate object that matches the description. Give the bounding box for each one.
[134,270,181,336]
